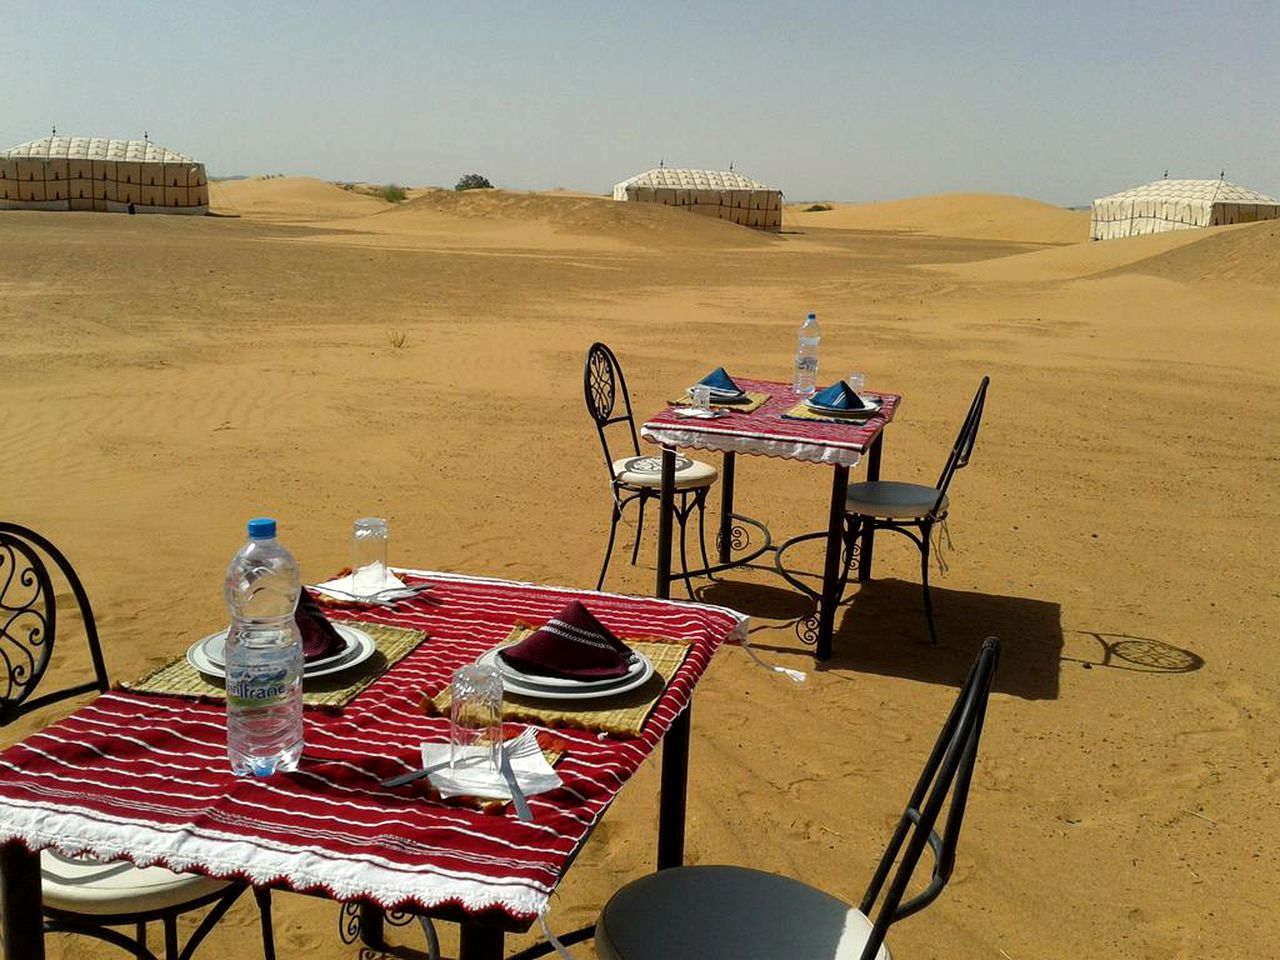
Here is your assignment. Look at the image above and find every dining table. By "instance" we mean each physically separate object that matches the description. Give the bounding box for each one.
[0,568,746,960]
[641,376,901,661]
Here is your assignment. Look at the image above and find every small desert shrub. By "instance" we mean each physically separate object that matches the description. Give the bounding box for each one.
[386,330,408,349]
[455,173,494,191]
[804,203,833,212]
[378,184,407,203]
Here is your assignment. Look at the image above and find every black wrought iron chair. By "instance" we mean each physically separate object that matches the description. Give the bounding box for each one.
[0,522,276,960]
[594,636,1001,960]
[843,376,990,644]
[584,343,718,597]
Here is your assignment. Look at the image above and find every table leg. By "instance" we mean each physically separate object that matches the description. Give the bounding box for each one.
[655,447,676,600]
[459,920,505,960]
[816,464,850,662]
[717,452,736,564]
[657,705,691,870]
[358,902,385,949]
[1,840,44,960]
[857,434,885,582]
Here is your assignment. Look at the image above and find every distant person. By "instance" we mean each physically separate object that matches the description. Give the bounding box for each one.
[127,202,136,215]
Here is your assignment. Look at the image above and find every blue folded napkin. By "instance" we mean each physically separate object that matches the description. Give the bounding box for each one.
[809,381,869,410]
[696,367,743,396]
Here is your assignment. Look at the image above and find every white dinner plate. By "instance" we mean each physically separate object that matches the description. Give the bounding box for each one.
[477,647,656,700]
[804,395,882,416]
[187,624,376,680]
[199,626,358,670]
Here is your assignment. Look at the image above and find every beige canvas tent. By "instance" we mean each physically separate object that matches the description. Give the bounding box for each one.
[613,168,782,231]
[0,136,208,214]
[1090,178,1278,240]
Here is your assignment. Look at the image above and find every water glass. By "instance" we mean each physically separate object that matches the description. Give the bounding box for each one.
[449,663,503,783]
[846,372,867,393]
[690,384,713,412]
[351,517,388,598]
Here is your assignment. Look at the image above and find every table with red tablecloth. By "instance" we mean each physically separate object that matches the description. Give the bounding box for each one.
[0,569,746,960]
[641,377,901,660]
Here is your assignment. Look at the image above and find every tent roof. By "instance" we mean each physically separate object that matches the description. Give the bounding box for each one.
[1095,179,1278,205]
[2,136,197,163]
[616,168,775,192]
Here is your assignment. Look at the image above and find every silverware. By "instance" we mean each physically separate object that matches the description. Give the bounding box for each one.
[307,582,438,605]
[499,741,533,822]
[380,759,451,788]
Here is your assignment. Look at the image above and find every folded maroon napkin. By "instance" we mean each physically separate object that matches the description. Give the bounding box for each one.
[295,589,346,662]
[499,601,634,680]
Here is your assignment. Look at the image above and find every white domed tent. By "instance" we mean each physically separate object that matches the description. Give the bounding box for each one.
[1090,178,1278,241]
[0,136,208,214]
[613,168,782,231]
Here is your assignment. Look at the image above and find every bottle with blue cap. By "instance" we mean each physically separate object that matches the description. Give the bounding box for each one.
[224,517,304,776]
[793,311,821,394]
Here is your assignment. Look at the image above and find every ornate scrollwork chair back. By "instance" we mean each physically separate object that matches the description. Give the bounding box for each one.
[0,522,109,726]
[0,521,276,960]
[582,343,719,597]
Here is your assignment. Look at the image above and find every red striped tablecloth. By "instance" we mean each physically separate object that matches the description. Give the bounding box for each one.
[641,377,901,467]
[0,570,746,925]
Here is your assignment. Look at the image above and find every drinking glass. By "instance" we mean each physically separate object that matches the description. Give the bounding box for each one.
[691,384,713,412]
[351,517,388,598]
[449,663,503,784]
[846,372,867,393]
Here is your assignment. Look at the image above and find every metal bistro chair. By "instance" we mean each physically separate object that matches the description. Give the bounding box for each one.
[594,637,1001,960]
[0,522,276,960]
[843,376,990,644]
[584,343,718,597]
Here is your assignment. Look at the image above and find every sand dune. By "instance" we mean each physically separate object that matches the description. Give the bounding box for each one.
[787,192,1089,244]
[209,176,388,220]
[931,219,1279,284]
[1,179,1277,960]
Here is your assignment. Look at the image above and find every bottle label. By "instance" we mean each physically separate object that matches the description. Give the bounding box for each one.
[226,665,294,707]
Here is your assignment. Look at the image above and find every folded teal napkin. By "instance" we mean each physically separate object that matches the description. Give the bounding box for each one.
[696,367,743,397]
[809,381,870,410]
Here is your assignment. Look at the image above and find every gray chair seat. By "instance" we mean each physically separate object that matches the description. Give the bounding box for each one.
[596,865,890,960]
[845,481,948,520]
[612,454,718,491]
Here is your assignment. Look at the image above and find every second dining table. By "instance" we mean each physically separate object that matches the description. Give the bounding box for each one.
[642,376,901,661]
[0,568,746,960]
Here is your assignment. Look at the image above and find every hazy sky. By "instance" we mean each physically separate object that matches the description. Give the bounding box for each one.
[4,1,1276,205]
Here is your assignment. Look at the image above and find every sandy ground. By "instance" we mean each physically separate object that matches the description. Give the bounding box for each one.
[2,177,1277,959]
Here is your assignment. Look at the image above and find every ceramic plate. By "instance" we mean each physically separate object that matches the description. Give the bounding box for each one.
[804,395,882,416]
[187,625,375,680]
[477,647,655,700]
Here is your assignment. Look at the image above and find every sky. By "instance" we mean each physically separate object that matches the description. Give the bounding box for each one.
[3,1,1277,206]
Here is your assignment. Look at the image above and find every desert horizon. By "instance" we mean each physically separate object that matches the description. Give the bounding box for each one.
[2,175,1277,959]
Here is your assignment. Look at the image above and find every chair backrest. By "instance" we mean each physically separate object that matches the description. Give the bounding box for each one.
[584,342,641,481]
[929,376,990,518]
[856,636,1001,959]
[0,523,110,726]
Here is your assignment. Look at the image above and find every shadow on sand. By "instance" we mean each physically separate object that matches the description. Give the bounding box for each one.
[700,576,1064,701]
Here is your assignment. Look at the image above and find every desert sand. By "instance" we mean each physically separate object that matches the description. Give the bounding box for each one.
[2,177,1277,959]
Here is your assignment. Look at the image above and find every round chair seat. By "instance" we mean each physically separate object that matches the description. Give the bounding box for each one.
[41,849,234,916]
[596,865,891,960]
[846,481,948,521]
[612,454,718,491]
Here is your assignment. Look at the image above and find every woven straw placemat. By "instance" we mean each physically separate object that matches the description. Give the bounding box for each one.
[122,622,426,711]
[425,627,692,739]
[781,400,876,424]
[669,390,770,414]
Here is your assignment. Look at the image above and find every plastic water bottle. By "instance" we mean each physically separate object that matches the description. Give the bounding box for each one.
[224,517,304,776]
[793,312,821,394]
